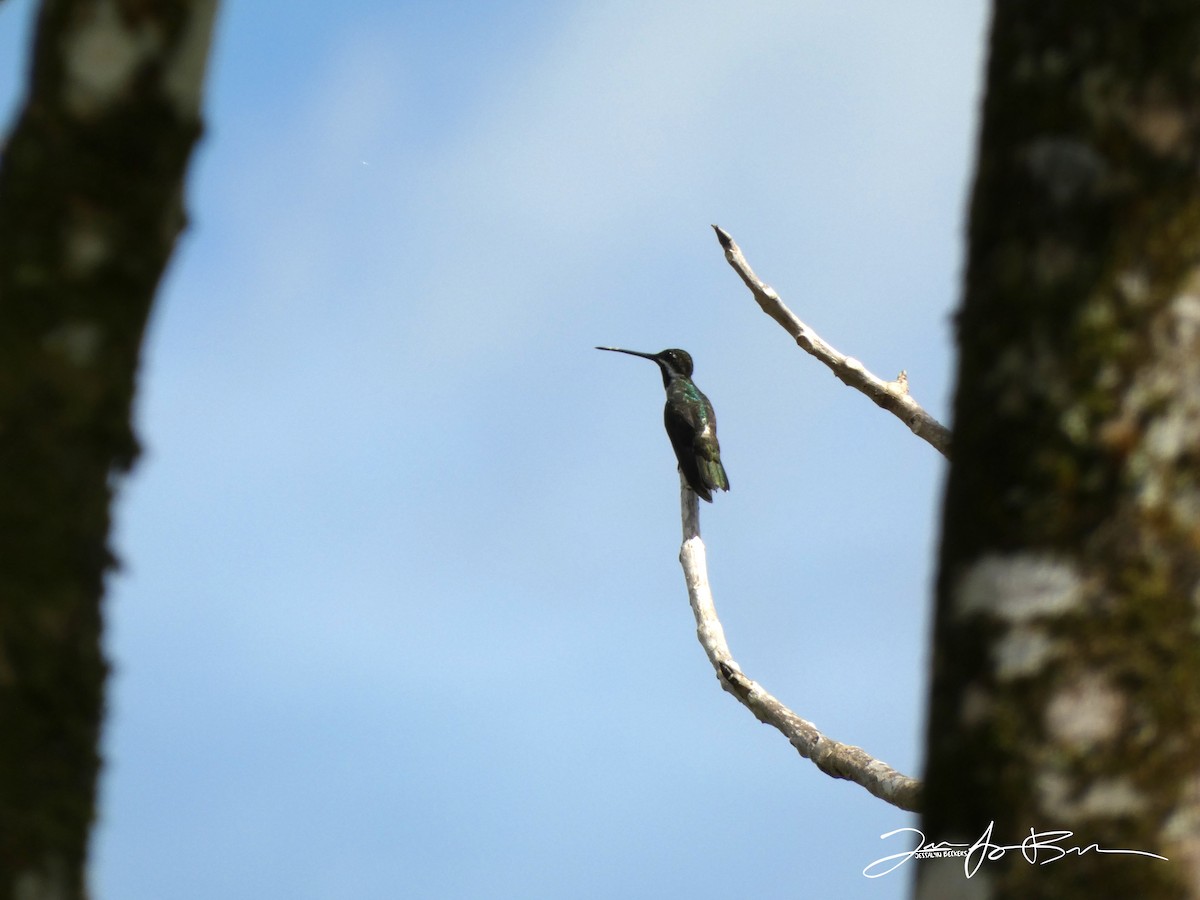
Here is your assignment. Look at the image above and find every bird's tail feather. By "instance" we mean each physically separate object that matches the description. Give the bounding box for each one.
[699,459,729,496]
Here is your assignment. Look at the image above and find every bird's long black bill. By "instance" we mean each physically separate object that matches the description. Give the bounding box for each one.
[596,346,657,361]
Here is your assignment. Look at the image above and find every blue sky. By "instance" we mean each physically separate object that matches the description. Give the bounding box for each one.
[1,2,987,897]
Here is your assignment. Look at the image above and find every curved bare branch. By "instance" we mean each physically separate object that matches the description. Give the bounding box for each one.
[712,225,951,457]
[677,478,921,811]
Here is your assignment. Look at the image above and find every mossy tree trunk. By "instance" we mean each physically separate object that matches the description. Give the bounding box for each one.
[920,2,1200,898]
[0,2,216,897]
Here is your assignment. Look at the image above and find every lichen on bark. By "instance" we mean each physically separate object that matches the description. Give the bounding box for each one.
[922,2,1200,897]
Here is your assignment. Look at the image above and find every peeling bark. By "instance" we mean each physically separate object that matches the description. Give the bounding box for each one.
[0,2,216,897]
[921,2,1200,898]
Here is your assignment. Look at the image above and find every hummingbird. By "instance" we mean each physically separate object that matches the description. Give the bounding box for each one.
[597,346,730,502]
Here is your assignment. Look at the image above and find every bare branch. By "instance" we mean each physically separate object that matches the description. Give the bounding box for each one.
[712,225,951,457]
[677,477,922,811]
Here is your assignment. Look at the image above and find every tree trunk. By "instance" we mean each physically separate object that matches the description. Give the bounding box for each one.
[920,2,1200,897]
[0,3,217,897]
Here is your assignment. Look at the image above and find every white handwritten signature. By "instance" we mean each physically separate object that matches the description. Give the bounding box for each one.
[863,822,1168,879]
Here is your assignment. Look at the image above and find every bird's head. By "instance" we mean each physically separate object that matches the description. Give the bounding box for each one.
[653,348,694,379]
